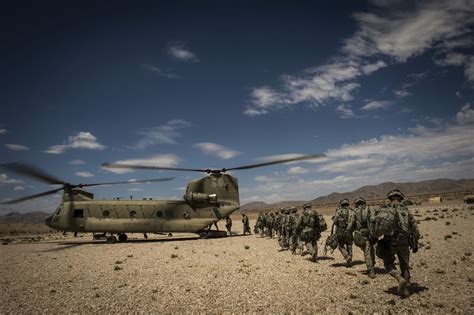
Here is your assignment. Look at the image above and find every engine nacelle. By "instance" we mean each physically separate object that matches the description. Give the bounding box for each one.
[185,192,217,204]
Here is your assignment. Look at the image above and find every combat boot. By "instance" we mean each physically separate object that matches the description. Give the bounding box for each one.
[368,269,376,279]
[390,270,409,298]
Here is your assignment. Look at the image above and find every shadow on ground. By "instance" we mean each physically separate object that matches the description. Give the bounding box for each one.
[384,282,429,298]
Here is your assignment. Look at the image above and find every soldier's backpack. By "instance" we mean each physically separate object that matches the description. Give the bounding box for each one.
[370,205,398,238]
[334,207,349,228]
[357,206,371,230]
[353,230,366,248]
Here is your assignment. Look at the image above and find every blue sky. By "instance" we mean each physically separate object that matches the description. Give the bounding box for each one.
[1,0,474,213]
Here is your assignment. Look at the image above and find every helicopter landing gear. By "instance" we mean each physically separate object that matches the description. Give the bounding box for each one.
[106,235,117,244]
[199,231,209,239]
[118,233,128,242]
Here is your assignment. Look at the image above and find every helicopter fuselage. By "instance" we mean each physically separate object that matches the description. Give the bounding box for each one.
[45,198,239,234]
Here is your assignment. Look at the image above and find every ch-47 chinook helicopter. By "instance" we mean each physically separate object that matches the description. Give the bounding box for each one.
[0,153,324,243]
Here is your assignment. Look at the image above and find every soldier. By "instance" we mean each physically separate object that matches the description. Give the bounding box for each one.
[267,212,275,238]
[225,216,232,236]
[274,209,282,239]
[242,213,251,235]
[278,209,287,249]
[260,212,267,237]
[353,197,376,279]
[333,198,355,267]
[374,190,420,298]
[294,203,322,262]
[289,208,300,254]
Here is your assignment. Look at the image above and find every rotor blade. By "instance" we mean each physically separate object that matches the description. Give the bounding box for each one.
[0,187,64,204]
[0,162,66,185]
[225,153,327,171]
[102,163,208,173]
[79,177,175,187]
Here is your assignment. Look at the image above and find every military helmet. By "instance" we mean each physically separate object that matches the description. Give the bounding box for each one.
[340,198,350,206]
[354,197,366,205]
[387,189,405,200]
[303,202,312,209]
[291,207,298,213]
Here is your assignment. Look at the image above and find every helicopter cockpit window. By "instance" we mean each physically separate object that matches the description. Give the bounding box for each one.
[73,209,84,218]
[129,210,137,218]
[103,210,110,217]
[156,210,163,218]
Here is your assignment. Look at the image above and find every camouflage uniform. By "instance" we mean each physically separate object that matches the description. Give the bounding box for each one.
[277,209,287,249]
[242,213,251,235]
[262,212,268,237]
[353,198,376,278]
[274,210,282,238]
[374,189,420,298]
[295,203,321,262]
[267,212,275,238]
[289,208,300,254]
[333,199,355,267]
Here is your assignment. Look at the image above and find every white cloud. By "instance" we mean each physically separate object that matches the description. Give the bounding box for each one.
[167,42,199,63]
[336,104,356,119]
[45,132,105,154]
[5,144,29,151]
[193,143,241,159]
[69,159,86,165]
[75,171,94,178]
[317,158,386,173]
[141,64,180,79]
[0,174,24,185]
[13,186,25,191]
[244,59,366,116]
[361,60,387,74]
[0,129,7,135]
[456,103,474,125]
[394,88,411,98]
[102,154,182,174]
[361,100,393,111]
[135,119,192,149]
[287,166,309,174]
[344,1,474,62]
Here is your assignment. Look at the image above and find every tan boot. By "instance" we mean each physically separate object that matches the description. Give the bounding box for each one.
[390,270,409,298]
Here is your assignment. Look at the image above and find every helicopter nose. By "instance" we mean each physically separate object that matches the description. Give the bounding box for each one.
[45,215,53,227]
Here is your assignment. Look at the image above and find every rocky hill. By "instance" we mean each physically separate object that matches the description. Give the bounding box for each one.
[0,211,49,224]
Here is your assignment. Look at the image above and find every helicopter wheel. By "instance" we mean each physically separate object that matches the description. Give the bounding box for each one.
[118,233,128,242]
[199,231,209,239]
[106,235,117,244]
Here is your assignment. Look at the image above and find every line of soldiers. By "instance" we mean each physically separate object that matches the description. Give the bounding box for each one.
[254,203,327,263]
[254,189,420,298]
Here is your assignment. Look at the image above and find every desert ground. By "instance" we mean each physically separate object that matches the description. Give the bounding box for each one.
[1,204,473,314]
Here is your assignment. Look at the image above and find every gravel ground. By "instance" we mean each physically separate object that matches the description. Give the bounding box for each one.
[1,204,473,314]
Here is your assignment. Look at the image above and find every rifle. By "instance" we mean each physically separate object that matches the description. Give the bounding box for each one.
[324,222,336,257]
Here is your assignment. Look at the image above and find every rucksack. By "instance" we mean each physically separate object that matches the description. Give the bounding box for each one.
[356,205,370,229]
[370,205,398,238]
[335,207,349,228]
